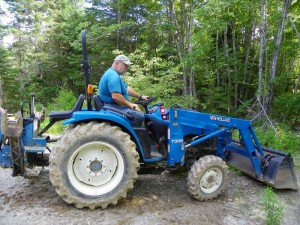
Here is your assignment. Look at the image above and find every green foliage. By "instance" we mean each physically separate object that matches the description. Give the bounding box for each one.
[2,0,86,108]
[228,165,242,176]
[272,93,300,129]
[41,90,76,134]
[1,0,300,132]
[263,187,284,225]
[197,72,229,114]
[255,127,300,154]
[0,45,19,111]
[124,50,198,107]
[46,90,76,112]
[231,99,253,118]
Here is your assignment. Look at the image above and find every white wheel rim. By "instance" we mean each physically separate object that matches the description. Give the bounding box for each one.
[200,167,223,194]
[68,141,124,196]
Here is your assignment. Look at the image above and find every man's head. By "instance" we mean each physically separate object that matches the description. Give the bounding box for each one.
[112,55,132,75]
[114,55,132,65]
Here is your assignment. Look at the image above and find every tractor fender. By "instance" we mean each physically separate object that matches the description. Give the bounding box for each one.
[62,110,146,158]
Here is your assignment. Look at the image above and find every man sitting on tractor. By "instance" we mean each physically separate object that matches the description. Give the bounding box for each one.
[98,54,149,126]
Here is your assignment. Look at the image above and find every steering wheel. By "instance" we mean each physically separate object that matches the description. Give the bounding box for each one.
[134,96,156,112]
[134,96,156,106]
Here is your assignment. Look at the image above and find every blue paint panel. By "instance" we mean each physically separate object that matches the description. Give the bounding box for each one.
[0,112,12,167]
[0,145,12,168]
[63,110,132,128]
[22,121,34,146]
[32,138,47,147]
[0,112,2,138]
[167,109,185,166]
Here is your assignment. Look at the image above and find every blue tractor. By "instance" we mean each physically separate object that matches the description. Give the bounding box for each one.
[0,31,298,209]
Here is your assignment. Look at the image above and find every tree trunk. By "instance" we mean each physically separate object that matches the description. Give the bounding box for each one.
[295,55,300,92]
[216,31,220,87]
[289,16,300,39]
[168,0,175,45]
[241,20,253,100]
[0,79,3,108]
[265,0,292,115]
[172,0,196,99]
[289,16,300,92]
[187,2,196,98]
[117,0,121,49]
[181,0,189,96]
[232,25,238,110]
[257,0,266,113]
[224,28,231,113]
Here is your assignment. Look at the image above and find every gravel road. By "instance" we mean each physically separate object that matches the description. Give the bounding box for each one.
[0,154,299,225]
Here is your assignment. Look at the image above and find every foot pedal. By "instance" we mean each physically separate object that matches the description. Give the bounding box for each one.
[151,145,162,158]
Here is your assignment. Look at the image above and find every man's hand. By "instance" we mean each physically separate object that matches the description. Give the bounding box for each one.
[139,95,150,100]
[131,103,141,111]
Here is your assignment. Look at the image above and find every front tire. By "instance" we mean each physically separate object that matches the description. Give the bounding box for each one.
[49,122,140,209]
[187,155,227,201]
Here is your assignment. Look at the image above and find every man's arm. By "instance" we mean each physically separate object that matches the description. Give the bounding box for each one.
[111,92,141,111]
[127,86,149,100]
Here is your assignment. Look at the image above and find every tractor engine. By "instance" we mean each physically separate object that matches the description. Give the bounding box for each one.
[184,135,217,167]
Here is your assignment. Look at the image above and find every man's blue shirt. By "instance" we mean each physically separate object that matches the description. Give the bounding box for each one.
[98,68,129,103]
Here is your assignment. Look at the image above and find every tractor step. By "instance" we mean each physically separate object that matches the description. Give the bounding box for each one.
[151,145,163,158]
[25,146,48,153]
[151,150,162,158]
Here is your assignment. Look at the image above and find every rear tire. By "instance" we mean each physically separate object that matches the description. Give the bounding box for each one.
[49,122,140,209]
[187,155,227,201]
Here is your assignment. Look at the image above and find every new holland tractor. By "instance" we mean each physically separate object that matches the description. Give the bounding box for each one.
[0,31,298,209]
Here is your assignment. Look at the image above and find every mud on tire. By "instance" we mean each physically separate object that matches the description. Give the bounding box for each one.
[49,122,140,209]
[187,155,227,201]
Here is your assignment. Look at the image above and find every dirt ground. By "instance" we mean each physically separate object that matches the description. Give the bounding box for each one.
[0,153,299,225]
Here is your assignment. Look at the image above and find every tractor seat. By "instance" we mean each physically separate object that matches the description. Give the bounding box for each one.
[93,95,104,111]
[49,94,85,121]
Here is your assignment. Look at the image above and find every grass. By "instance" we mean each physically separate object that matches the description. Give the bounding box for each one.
[228,165,242,176]
[232,126,300,155]
[262,187,285,225]
[40,117,65,135]
[254,127,300,155]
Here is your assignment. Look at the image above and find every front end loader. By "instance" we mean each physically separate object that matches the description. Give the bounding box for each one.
[165,106,298,191]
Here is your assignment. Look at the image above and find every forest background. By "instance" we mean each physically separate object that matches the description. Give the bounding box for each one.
[0,0,299,152]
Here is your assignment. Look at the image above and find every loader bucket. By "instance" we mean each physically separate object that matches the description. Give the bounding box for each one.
[225,143,299,190]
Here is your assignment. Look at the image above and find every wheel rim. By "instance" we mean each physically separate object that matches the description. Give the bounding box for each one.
[199,167,223,194]
[68,141,124,196]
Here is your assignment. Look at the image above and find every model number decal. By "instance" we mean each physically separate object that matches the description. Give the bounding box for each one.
[210,115,230,123]
[171,139,184,144]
